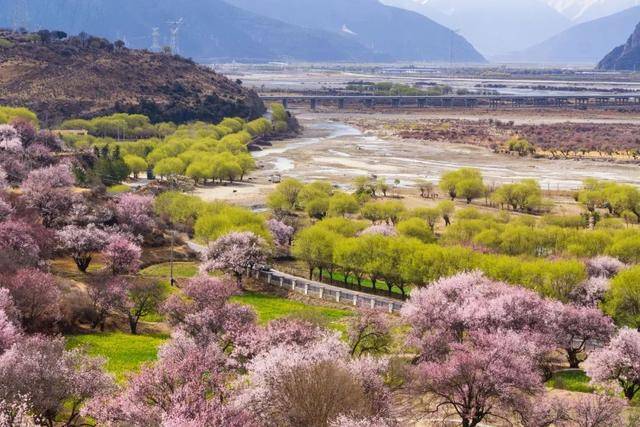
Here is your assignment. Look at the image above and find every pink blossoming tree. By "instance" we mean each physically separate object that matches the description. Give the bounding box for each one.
[162,275,256,358]
[114,193,155,236]
[411,331,544,427]
[0,220,44,271]
[57,224,109,272]
[401,271,557,363]
[586,256,626,278]
[200,232,268,288]
[2,268,62,333]
[0,335,114,426]
[358,224,398,237]
[0,125,22,152]
[552,302,614,368]
[570,276,610,308]
[238,333,389,426]
[584,327,640,401]
[22,164,77,228]
[102,235,142,275]
[86,277,129,331]
[86,332,254,426]
[267,218,294,252]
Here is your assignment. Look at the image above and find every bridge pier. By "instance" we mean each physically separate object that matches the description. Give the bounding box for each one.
[392,98,400,108]
[338,98,345,109]
[281,98,288,109]
[417,98,426,108]
[309,98,317,110]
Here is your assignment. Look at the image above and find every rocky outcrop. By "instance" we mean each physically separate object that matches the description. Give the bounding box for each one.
[598,21,640,70]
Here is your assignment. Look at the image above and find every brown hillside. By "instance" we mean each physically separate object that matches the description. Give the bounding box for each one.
[0,30,265,126]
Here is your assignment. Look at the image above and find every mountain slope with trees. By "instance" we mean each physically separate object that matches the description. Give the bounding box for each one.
[225,0,485,62]
[0,30,264,126]
[0,0,382,62]
[503,6,640,64]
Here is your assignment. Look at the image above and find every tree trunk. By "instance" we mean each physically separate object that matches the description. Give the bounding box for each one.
[624,385,637,401]
[128,315,138,335]
[75,255,92,272]
[567,348,581,369]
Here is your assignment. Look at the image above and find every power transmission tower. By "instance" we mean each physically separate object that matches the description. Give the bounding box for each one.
[151,27,161,52]
[11,0,29,32]
[166,18,184,54]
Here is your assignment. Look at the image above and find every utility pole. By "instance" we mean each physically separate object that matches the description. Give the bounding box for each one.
[166,18,184,55]
[151,27,161,52]
[11,0,29,32]
[168,177,177,287]
[449,29,460,78]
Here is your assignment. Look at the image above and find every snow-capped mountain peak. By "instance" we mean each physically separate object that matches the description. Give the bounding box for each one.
[545,0,640,22]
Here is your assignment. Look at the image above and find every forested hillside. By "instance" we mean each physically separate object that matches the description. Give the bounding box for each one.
[0,30,264,126]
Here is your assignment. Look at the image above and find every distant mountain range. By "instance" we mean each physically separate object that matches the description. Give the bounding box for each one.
[599,21,640,70]
[224,0,485,63]
[501,6,640,64]
[0,0,485,63]
[381,0,572,56]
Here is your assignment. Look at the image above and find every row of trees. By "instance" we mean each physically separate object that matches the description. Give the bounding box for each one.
[0,106,38,127]
[442,206,640,261]
[439,168,550,213]
[154,191,271,243]
[62,104,293,187]
[290,217,593,301]
[60,113,173,140]
[578,178,640,224]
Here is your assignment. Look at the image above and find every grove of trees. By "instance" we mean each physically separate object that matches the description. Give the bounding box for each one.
[0,105,639,426]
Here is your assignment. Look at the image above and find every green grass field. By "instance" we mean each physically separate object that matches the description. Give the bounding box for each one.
[546,370,594,393]
[232,291,352,328]
[107,184,131,194]
[66,332,169,382]
[139,262,199,279]
[65,293,350,381]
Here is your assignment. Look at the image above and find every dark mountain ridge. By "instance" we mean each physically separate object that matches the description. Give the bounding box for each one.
[598,21,640,70]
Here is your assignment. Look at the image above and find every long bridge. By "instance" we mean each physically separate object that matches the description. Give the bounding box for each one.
[261,94,640,110]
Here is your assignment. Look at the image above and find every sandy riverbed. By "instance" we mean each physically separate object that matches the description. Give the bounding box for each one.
[253,114,640,188]
[192,111,640,206]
